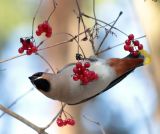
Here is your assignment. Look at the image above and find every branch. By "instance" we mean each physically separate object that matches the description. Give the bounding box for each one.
[83,115,106,134]
[0,28,90,64]
[96,11,123,54]
[0,104,48,134]
[82,13,128,36]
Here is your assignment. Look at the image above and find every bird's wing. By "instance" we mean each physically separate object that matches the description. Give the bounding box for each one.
[68,69,134,105]
[68,54,144,105]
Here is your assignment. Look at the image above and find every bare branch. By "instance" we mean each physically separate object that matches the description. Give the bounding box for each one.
[96,11,123,54]
[0,28,90,64]
[0,104,48,134]
[82,13,128,36]
[83,115,106,134]
[32,0,43,38]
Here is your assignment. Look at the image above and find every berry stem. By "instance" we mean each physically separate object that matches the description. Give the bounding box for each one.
[36,53,56,74]
[47,0,57,21]
[31,0,43,38]
[43,103,66,130]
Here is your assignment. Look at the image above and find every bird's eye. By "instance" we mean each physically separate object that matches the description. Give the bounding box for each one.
[33,72,43,77]
[33,78,50,92]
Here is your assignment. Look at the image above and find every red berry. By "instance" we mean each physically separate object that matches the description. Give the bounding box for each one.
[94,74,99,80]
[26,49,33,55]
[36,30,41,36]
[18,47,24,54]
[128,34,134,40]
[81,77,89,85]
[73,75,79,81]
[56,118,64,127]
[47,27,52,33]
[80,66,86,73]
[89,71,96,80]
[67,119,75,126]
[133,40,139,46]
[31,46,38,53]
[84,62,90,68]
[45,32,52,38]
[83,70,89,77]
[42,21,49,30]
[138,44,143,50]
[124,45,130,51]
[76,62,82,68]
[63,120,68,126]
[129,46,134,52]
[38,24,43,32]
[29,42,34,48]
[132,51,139,57]
[125,39,131,45]
[73,67,78,74]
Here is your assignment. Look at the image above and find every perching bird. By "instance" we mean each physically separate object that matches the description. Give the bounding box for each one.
[29,53,150,105]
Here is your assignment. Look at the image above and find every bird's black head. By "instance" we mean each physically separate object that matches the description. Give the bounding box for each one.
[29,72,50,92]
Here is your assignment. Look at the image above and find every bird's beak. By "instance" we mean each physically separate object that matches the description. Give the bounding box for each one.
[28,76,37,83]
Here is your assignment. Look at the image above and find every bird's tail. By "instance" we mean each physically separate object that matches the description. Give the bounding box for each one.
[108,50,151,77]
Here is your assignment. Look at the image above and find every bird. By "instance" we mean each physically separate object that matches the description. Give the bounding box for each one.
[29,52,150,105]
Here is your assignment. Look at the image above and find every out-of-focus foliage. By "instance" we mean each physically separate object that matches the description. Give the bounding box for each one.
[0,0,36,48]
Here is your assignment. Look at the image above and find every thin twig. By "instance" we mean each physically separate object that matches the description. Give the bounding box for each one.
[36,53,56,74]
[32,0,43,38]
[83,115,106,134]
[59,32,86,58]
[0,28,90,64]
[0,88,34,118]
[82,13,128,36]
[0,53,26,63]
[134,97,153,134]
[0,104,48,134]
[75,0,87,37]
[47,0,57,21]
[96,11,123,54]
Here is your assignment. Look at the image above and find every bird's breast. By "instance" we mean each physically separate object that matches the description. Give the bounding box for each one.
[53,59,117,104]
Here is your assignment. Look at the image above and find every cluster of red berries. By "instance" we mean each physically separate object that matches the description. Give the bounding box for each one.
[72,61,98,85]
[124,34,143,57]
[36,21,52,38]
[18,38,38,55]
[56,117,75,127]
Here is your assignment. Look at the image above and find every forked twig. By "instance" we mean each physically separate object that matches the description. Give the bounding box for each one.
[0,103,66,134]
[82,13,128,36]
[32,0,43,38]
[0,28,90,64]
[0,104,48,134]
[83,115,106,134]
[96,11,123,54]
[47,0,58,21]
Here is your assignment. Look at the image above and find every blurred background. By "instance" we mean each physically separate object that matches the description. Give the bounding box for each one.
[0,0,160,134]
